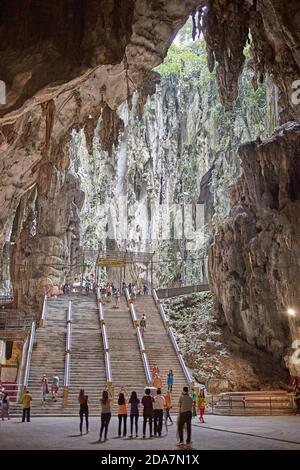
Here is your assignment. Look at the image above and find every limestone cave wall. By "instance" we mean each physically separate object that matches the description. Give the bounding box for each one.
[77,36,268,288]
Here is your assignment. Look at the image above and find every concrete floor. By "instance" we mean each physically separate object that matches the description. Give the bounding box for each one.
[1,415,300,450]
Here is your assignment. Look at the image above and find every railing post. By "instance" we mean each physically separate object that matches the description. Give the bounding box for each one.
[270,397,272,416]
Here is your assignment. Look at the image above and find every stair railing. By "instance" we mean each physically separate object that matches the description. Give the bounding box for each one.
[39,295,48,327]
[152,289,193,387]
[63,300,72,407]
[97,288,113,386]
[125,288,152,385]
[136,326,152,385]
[22,321,36,391]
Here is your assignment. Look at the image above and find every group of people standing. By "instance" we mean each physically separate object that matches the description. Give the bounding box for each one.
[98,283,121,308]
[77,384,197,448]
[123,281,149,300]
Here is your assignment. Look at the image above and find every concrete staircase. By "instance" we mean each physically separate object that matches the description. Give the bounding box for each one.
[64,295,106,415]
[11,293,106,416]
[134,295,188,412]
[211,391,295,416]
[104,297,148,411]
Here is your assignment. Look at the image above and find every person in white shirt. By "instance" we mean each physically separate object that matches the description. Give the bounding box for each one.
[153,388,165,437]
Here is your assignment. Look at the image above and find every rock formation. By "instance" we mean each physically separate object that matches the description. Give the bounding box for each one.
[0,0,202,308]
[209,122,300,363]
[164,292,288,390]
[0,0,299,385]
[77,37,268,287]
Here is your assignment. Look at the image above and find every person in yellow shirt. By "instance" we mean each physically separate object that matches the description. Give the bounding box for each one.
[197,389,207,423]
[22,390,32,422]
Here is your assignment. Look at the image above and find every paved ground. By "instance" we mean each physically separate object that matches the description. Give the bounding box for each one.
[1,415,300,450]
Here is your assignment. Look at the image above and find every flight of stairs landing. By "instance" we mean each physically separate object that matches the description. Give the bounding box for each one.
[104,297,147,413]
[134,295,188,413]
[211,390,295,416]
[11,293,106,417]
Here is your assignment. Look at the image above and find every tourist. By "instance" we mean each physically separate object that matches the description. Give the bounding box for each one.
[99,390,112,442]
[118,389,128,437]
[63,283,70,295]
[198,389,206,423]
[122,281,127,296]
[21,389,32,422]
[128,283,132,296]
[78,389,89,435]
[1,391,10,421]
[140,314,146,336]
[191,388,197,417]
[164,390,173,424]
[85,279,91,295]
[141,388,154,438]
[129,391,140,438]
[131,284,137,301]
[153,388,165,437]
[107,284,112,302]
[51,375,59,402]
[294,384,300,415]
[167,370,174,392]
[101,284,107,304]
[40,374,49,404]
[143,284,148,295]
[152,364,160,376]
[113,288,120,309]
[177,386,193,448]
[153,373,162,389]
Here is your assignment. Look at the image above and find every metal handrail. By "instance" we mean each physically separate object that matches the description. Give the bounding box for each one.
[102,324,109,351]
[129,302,138,326]
[23,321,35,387]
[66,322,72,353]
[158,303,168,327]
[96,294,113,385]
[168,326,180,354]
[152,288,159,304]
[63,302,72,406]
[136,325,152,384]
[142,352,152,385]
[125,291,152,385]
[152,289,194,386]
[136,326,146,352]
[168,325,193,385]
[64,352,71,387]
[105,351,113,383]
[67,300,72,323]
[124,287,130,303]
[40,295,48,327]
[99,301,105,323]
